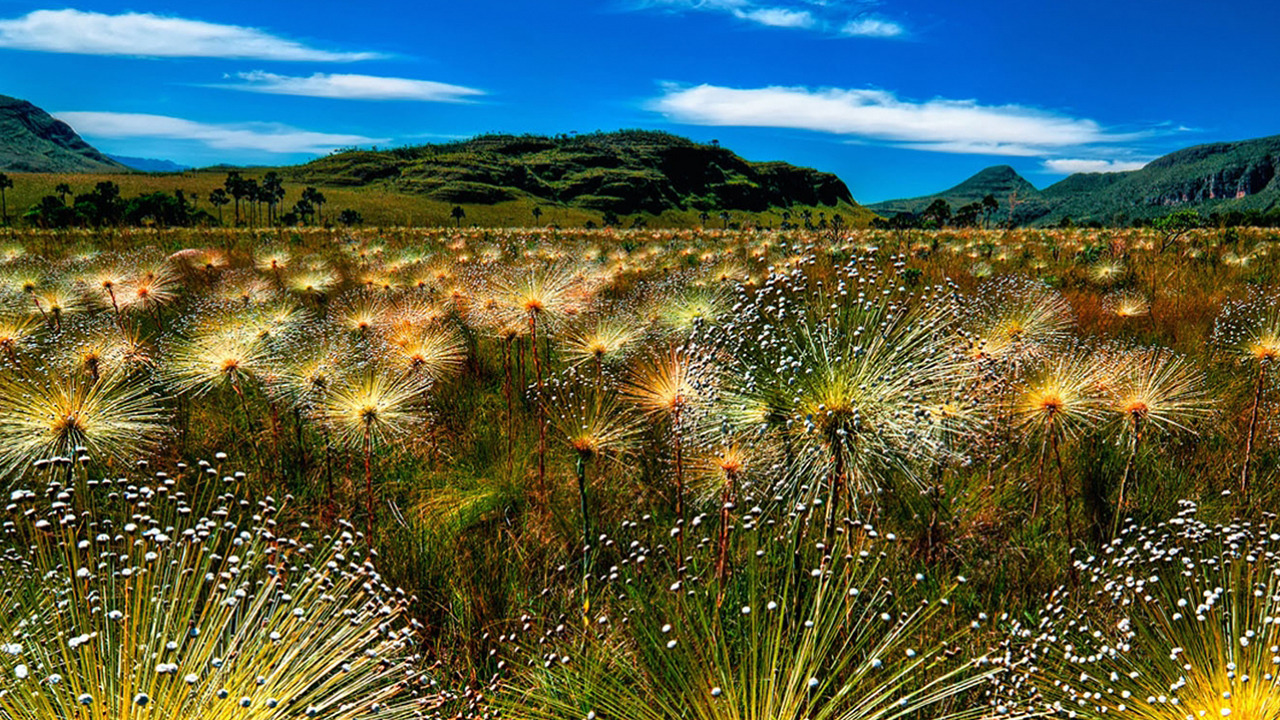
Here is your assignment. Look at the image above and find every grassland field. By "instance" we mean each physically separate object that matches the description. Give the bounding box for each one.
[1,170,870,230]
[0,223,1277,719]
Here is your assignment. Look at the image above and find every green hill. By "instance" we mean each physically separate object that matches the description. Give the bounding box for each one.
[866,165,1044,222]
[1032,135,1280,224]
[0,95,129,173]
[287,130,869,220]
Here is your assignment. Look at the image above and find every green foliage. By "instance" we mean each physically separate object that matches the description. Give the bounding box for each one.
[24,182,215,228]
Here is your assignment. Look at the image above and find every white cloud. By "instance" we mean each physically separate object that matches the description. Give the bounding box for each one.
[651,84,1142,157]
[55,112,386,154]
[0,9,379,61]
[734,7,816,28]
[219,72,484,102]
[1042,158,1149,174]
[840,17,903,37]
[632,0,904,37]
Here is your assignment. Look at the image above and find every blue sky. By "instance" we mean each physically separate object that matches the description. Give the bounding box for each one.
[0,0,1276,201]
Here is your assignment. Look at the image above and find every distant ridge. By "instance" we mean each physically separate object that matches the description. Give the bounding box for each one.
[871,135,1280,226]
[0,94,129,173]
[109,155,190,173]
[1030,135,1280,224]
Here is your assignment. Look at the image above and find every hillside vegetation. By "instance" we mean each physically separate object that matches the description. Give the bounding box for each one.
[867,164,1039,219]
[287,129,870,221]
[0,94,128,172]
[0,94,872,228]
[1038,134,1280,223]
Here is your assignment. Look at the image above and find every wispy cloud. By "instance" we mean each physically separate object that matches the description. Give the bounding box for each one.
[651,83,1147,159]
[1042,158,1150,174]
[0,9,379,61]
[736,7,816,28]
[55,112,386,154]
[215,72,484,102]
[840,17,903,37]
[630,0,905,37]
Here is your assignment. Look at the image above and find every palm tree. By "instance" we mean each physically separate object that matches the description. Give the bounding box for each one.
[718,210,730,229]
[450,205,466,228]
[207,188,229,224]
[241,178,261,226]
[302,187,327,225]
[532,206,543,225]
[261,171,284,224]
[0,173,11,225]
[224,171,247,225]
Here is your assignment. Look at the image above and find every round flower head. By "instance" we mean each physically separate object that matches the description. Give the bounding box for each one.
[0,364,166,477]
[962,277,1073,365]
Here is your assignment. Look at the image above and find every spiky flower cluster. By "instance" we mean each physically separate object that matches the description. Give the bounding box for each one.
[504,508,991,720]
[1212,292,1280,365]
[988,503,1280,720]
[960,276,1074,365]
[1102,290,1151,319]
[0,460,432,719]
[547,368,642,462]
[0,364,166,477]
[717,251,963,508]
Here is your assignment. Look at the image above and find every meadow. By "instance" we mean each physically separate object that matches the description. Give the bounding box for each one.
[0,222,1278,719]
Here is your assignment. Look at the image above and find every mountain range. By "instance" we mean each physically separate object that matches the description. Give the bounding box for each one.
[869,135,1280,225]
[0,93,864,220]
[107,155,190,173]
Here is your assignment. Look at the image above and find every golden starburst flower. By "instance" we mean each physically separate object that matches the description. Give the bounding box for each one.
[562,315,642,370]
[320,369,427,449]
[0,365,166,475]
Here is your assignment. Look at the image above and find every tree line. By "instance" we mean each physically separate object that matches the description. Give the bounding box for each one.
[871,195,1003,231]
[0,171,363,229]
[871,193,1280,231]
